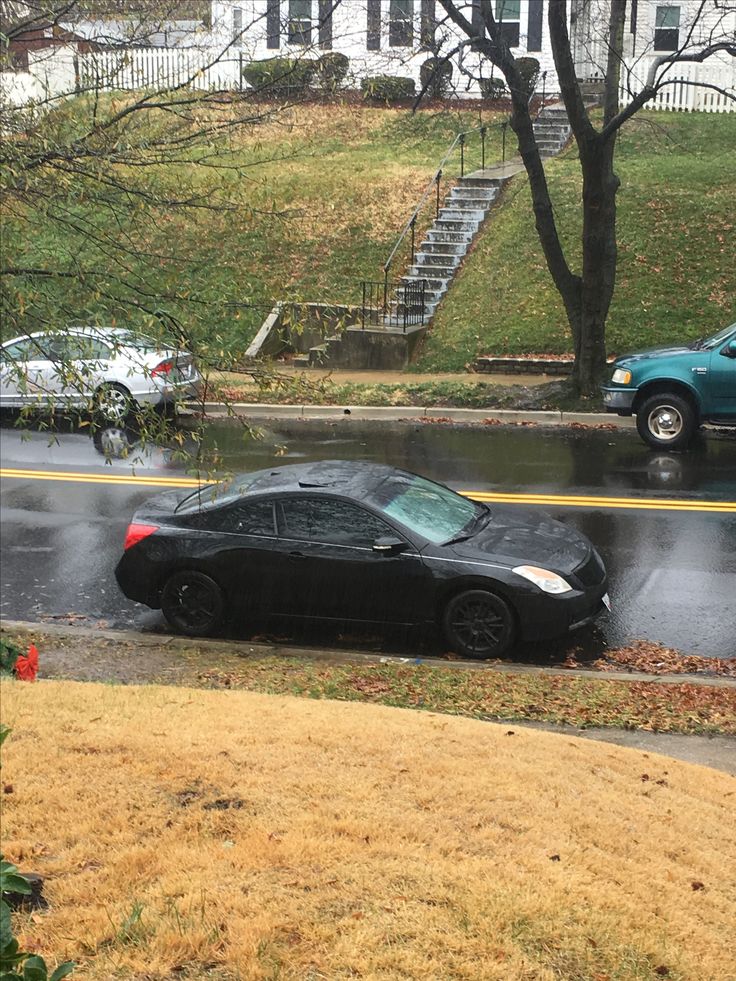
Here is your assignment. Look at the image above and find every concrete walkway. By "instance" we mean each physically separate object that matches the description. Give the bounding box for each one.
[465,158,527,181]
[219,367,551,387]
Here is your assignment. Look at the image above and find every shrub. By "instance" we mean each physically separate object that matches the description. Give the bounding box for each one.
[419,58,453,98]
[315,52,349,92]
[242,57,316,97]
[361,75,416,102]
[480,76,507,101]
[515,56,541,98]
[0,639,20,677]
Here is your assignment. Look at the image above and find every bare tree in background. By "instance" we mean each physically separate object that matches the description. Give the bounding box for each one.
[436,0,735,394]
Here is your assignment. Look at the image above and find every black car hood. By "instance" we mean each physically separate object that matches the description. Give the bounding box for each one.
[446,507,590,574]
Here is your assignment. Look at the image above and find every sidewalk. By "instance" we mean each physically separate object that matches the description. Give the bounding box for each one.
[207,367,633,427]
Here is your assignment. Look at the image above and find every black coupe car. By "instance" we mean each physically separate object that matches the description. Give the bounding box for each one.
[115,461,609,658]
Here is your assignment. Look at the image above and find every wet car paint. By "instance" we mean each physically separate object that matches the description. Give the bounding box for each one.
[1,417,734,658]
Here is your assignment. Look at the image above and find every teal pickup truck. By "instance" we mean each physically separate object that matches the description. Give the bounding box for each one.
[601,323,736,449]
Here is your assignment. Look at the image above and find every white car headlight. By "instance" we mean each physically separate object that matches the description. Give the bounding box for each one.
[611,367,632,385]
[513,565,573,594]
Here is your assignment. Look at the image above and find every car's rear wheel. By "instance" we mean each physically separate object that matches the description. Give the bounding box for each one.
[442,589,516,659]
[636,393,696,450]
[93,383,133,423]
[161,570,224,637]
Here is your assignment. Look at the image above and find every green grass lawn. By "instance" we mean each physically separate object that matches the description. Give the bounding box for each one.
[415,111,736,370]
[2,101,502,357]
[3,101,734,370]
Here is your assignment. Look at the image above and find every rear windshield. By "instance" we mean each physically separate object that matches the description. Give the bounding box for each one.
[114,331,166,352]
[175,473,260,513]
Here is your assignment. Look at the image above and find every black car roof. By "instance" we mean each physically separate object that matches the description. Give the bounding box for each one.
[244,460,404,499]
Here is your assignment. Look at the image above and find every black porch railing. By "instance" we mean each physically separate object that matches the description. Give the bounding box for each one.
[361,279,427,332]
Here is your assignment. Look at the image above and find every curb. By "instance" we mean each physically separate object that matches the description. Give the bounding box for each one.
[3,619,734,689]
[192,402,638,428]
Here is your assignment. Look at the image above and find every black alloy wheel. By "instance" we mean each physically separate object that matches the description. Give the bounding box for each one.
[442,589,516,658]
[161,570,224,636]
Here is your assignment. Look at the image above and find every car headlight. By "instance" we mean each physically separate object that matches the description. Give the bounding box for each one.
[512,565,573,594]
[611,367,632,385]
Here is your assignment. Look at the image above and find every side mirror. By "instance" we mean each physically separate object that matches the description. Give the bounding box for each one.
[719,340,736,359]
[372,536,409,556]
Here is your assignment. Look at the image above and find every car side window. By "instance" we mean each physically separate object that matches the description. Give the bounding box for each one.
[1,338,50,361]
[66,337,113,360]
[204,500,276,536]
[279,498,395,548]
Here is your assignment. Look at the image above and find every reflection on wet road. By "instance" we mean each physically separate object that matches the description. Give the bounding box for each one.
[1,417,735,659]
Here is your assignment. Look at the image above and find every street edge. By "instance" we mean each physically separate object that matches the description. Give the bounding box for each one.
[189,402,636,426]
[2,619,734,689]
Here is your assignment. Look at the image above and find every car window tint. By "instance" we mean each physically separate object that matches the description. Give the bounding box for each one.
[206,500,275,535]
[280,498,392,547]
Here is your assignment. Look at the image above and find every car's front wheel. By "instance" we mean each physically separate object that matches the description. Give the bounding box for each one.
[161,570,224,637]
[442,589,516,659]
[636,393,696,450]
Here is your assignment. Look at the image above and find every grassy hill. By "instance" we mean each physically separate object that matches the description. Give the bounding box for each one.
[3,101,734,368]
[415,111,736,371]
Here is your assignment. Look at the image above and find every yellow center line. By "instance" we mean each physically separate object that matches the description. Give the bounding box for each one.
[1,467,735,513]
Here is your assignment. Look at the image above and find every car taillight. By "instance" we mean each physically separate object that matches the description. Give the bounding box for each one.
[123,523,159,550]
[151,358,174,377]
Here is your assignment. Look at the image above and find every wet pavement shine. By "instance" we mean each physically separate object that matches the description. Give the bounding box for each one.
[1,416,735,660]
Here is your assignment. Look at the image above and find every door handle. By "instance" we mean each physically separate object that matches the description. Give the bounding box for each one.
[289,550,306,560]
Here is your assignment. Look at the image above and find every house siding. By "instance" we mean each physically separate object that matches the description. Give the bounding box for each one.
[209,0,561,96]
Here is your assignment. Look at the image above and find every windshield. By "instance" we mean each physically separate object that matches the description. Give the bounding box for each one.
[700,323,736,351]
[175,473,260,513]
[365,473,485,544]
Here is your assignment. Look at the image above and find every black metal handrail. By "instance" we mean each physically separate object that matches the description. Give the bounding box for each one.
[382,119,514,291]
[361,279,427,332]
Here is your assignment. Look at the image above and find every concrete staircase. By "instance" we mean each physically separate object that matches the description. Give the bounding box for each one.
[292,103,572,368]
[396,104,571,323]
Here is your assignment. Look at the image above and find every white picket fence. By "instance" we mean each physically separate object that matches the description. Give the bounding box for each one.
[76,47,241,93]
[2,43,734,112]
[619,61,736,113]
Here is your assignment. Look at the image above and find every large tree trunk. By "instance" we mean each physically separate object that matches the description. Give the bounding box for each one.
[574,136,620,393]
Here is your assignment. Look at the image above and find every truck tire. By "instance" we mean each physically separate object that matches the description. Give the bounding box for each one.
[636,393,696,450]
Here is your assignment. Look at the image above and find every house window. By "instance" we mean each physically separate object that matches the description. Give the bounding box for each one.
[288,0,312,44]
[654,5,680,51]
[389,0,413,47]
[232,6,243,45]
[495,0,520,48]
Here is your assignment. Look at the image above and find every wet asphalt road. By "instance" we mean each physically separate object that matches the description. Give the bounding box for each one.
[1,416,735,659]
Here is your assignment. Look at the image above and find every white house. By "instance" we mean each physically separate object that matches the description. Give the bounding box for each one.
[2,0,733,110]
[208,0,736,104]
[208,0,561,97]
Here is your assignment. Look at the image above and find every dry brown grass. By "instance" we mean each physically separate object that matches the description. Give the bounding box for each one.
[2,679,735,981]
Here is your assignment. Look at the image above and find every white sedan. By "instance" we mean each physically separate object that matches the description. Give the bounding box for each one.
[0,326,202,421]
